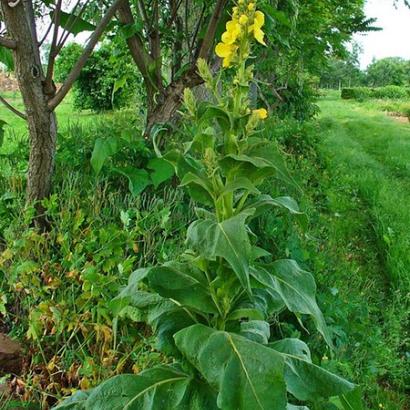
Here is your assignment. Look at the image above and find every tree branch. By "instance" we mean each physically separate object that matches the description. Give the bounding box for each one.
[0,35,16,49]
[48,0,123,111]
[45,0,62,91]
[197,0,227,60]
[117,0,153,80]
[0,94,27,120]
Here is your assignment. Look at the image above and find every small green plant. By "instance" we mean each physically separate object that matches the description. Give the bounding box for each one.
[56,2,360,408]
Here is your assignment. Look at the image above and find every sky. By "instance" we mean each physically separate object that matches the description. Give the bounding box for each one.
[354,0,410,68]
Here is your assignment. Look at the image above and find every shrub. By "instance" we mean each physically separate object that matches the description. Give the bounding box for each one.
[372,85,408,99]
[341,87,372,100]
[55,41,141,112]
[342,86,409,101]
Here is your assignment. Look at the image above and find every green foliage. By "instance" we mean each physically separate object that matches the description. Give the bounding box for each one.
[0,46,15,71]
[54,43,83,83]
[90,135,174,196]
[341,86,410,101]
[320,44,365,89]
[254,0,376,121]
[268,93,409,409]
[366,57,410,87]
[55,41,140,112]
[0,109,192,405]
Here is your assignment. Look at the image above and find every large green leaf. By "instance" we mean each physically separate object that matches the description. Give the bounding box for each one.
[111,268,196,356]
[180,172,215,200]
[90,137,118,175]
[174,324,287,410]
[51,10,96,35]
[240,320,270,344]
[197,103,233,132]
[338,387,363,410]
[164,150,213,206]
[53,390,90,409]
[270,338,356,403]
[229,288,285,322]
[112,167,151,196]
[147,157,174,188]
[147,262,218,314]
[244,195,302,217]
[147,299,197,356]
[220,138,296,188]
[251,260,333,347]
[187,210,254,294]
[65,364,217,410]
[223,177,260,195]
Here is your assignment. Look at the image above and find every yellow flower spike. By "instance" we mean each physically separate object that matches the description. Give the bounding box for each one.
[254,10,265,28]
[239,15,249,25]
[253,108,268,120]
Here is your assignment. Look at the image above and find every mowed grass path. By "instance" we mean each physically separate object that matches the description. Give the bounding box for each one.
[314,94,409,408]
[319,94,410,288]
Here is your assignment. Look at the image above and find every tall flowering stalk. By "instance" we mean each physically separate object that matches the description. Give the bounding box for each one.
[56,2,360,409]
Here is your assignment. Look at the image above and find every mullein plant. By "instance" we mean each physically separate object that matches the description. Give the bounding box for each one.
[56,1,361,409]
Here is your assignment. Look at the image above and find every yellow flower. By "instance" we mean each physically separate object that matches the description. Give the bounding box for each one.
[226,20,241,37]
[215,42,237,68]
[253,26,266,45]
[222,54,234,68]
[249,10,266,45]
[248,2,256,11]
[239,14,249,25]
[222,31,236,45]
[254,10,265,28]
[253,108,268,120]
[215,43,233,58]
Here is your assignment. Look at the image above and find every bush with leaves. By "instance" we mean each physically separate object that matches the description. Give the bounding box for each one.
[56,2,360,409]
[55,41,141,112]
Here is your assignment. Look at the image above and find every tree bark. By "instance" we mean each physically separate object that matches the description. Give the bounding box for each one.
[1,0,57,205]
[145,70,203,138]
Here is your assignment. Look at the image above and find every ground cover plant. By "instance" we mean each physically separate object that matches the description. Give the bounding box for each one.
[0,106,191,407]
[55,3,361,409]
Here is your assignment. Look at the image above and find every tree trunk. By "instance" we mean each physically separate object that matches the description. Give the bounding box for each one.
[1,0,57,205]
[144,71,204,138]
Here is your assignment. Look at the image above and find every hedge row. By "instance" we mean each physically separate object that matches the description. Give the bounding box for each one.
[341,85,410,101]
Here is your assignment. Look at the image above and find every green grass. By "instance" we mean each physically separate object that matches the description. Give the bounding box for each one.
[293,93,410,408]
[0,91,123,155]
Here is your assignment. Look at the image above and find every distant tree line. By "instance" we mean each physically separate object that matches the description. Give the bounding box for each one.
[320,52,410,89]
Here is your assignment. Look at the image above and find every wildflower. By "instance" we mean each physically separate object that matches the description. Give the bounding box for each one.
[248,2,256,11]
[249,10,266,45]
[215,43,237,67]
[253,108,268,120]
